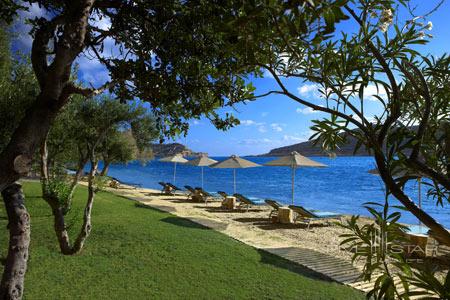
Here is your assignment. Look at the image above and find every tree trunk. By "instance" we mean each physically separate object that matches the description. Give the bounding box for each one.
[72,159,98,253]
[43,159,98,255]
[0,183,30,300]
[40,135,49,195]
[374,151,450,246]
[100,161,110,177]
[68,156,89,201]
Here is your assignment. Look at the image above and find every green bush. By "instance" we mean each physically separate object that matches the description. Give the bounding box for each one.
[43,178,72,208]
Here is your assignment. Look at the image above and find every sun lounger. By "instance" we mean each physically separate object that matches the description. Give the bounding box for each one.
[158,182,183,195]
[265,199,283,219]
[288,205,342,229]
[184,185,197,199]
[111,177,142,189]
[217,191,228,199]
[195,187,220,204]
[233,193,264,212]
[158,182,173,195]
[167,183,183,192]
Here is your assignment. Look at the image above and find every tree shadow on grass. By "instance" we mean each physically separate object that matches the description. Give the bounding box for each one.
[159,215,229,231]
[134,202,176,213]
[161,216,209,230]
[256,249,334,282]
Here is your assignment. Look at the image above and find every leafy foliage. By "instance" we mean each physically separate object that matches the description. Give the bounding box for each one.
[0,27,39,152]
[42,178,72,209]
[340,201,449,299]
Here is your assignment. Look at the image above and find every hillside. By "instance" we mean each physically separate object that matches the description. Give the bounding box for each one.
[259,135,369,157]
[151,143,204,157]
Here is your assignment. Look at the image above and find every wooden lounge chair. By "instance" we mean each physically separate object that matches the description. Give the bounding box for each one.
[167,183,183,192]
[233,193,263,212]
[217,191,228,200]
[158,182,173,195]
[184,185,197,199]
[195,187,220,204]
[265,199,283,220]
[111,177,142,189]
[288,205,342,229]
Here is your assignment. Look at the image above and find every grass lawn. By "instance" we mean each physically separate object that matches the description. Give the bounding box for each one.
[0,181,364,299]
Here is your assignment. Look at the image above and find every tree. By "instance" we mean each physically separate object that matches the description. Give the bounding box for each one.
[41,94,157,255]
[0,29,39,153]
[0,1,260,296]
[99,130,136,176]
[222,0,450,244]
[99,126,157,176]
[0,26,38,299]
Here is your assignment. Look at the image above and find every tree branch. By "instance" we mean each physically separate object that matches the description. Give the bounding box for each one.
[64,81,115,98]
[344,5,402,144]
[260,64,368,132]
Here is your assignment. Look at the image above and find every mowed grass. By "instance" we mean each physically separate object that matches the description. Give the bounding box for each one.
[0,182,364,299]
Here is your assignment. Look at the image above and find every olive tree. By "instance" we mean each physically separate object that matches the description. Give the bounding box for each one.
[41,95,158,255]
[0,1,260,296]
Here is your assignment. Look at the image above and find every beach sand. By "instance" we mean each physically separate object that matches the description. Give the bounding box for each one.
[107,185,367,266]
[106,184,449,269]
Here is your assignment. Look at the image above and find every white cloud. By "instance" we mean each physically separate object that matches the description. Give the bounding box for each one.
[240,120,256,126]
[240,119,265,127]
[362,84,388,101]
[297,84,320,96]
[270,123,283,132]
[297,83,388,102]
[81,69,111,87]
[14,3,47,49]
[239,138,275,145]
[239,119,272,133]
[296,106,323,114]
[282,135,307,143]
[258,126,267,133]
[261,112,269,117]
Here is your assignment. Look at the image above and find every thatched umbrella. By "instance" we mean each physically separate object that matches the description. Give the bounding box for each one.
[159,154,188,183]
[368,168,423,211]
[186,155,218,188]
[210,155,261,193]
[264,151,327,204]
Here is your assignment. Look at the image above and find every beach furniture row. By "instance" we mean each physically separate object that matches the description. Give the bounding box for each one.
[158,181,343,227]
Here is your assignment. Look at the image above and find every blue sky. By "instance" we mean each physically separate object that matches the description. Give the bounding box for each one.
[12,1,450,156]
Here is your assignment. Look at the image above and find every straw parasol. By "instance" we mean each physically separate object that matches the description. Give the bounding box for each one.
[368,167,424,216]
[210,155,261,193]
[186,154,218,188]
[264,151,327,204]
[159,154,188,183]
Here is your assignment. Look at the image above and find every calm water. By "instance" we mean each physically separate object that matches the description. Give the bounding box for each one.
[102,156,450,227]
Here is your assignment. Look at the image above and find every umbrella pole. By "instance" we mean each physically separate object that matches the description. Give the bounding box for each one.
[291,167,296,205]
[233,169,236,194]
[173,162,177,183]
[201,166,204,189]
[418,177,422,226]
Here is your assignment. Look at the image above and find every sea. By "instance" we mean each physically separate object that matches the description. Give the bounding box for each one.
[100,156,450,228]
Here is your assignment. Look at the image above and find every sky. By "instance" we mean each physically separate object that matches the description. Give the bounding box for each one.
[11,1,450,156]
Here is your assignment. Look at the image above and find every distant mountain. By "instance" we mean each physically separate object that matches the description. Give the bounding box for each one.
[259,124,429,157]
[151,143,204,157]
[259,135,370,157]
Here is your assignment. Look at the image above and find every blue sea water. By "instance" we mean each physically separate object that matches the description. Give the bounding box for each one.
[102,156,450,228]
